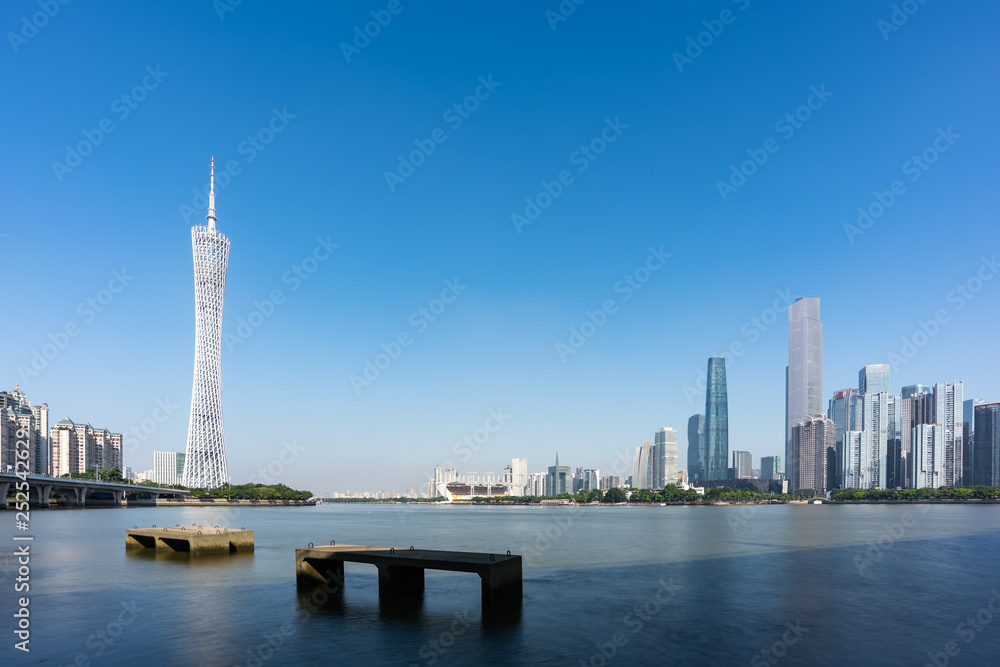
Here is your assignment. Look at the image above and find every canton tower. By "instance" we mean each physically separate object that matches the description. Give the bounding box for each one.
[183,158,230,488]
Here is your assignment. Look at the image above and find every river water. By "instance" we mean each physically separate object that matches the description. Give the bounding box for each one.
[3,503,1000,666]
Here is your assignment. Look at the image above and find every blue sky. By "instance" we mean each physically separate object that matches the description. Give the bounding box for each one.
[2,0,998,494]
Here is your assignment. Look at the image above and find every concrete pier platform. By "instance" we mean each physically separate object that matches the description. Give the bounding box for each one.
[295,544,522,608]
[126,525,254,556]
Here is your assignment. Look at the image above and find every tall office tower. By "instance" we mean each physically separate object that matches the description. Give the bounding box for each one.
[842,430,866,489]
[972,402,1000,487]
[153,452,186,486]
[705,357,729,481]
[899,389,934,488]
[654,427,679,488]
[933,382,963,486]
[548,453,570,495]
[963,399,986,484]
[686,414,706,482]
[584,469,600,490]
[760,456,782,480]
[790,415,835,494]
[184,159,231,488]
[731,451,752,479]
[861,392,897,489]
[902,384,932,399]
[828,388,862,489]
[572,467,585,493]
[632,440,653,489]
[511,458,528,496]
[785,297,823,480]
[912,424,944,489]
[859,365,890,395]
[526,472,545,496]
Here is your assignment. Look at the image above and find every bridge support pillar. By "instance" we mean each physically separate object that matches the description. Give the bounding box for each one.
[29,485,52,508]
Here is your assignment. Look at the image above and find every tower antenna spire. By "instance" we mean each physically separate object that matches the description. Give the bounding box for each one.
[207,156,217,230]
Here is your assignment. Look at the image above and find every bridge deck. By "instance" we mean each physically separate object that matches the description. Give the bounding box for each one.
[296,544,522,608]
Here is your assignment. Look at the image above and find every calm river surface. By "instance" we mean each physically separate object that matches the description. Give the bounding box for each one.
[3,503,1000,666]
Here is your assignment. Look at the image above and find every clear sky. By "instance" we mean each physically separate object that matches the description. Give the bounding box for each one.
[2,0,998,494]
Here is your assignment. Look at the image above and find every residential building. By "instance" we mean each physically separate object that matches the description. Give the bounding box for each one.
[912,424,944,489]
[786,297,823,480]
[828,388,862,488]
[49,418,124,477]
[790,415,835,494]
[900,389,934,488]
[933,382,964,486]
[972,402,1000,487]
[705,357,729,480]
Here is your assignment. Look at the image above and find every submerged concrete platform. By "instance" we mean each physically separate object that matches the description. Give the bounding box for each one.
[295,544,522,608]
[126,525,254,556]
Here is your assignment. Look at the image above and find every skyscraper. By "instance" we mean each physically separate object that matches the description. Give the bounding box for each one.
[972,402,999,487]
[548,453,570,495]
[183,159,231,488]
[790,415,835,494]
[760,456,781,480]
[912,424,944,489]
[731,451,752,479]
[933,382,963,487]
[859,364,890,395]
[654,427,679,488]
[828,388,862,489]
[705,357,729,480]
[511,457,528,496]
[632,440,652,489]
[786,297,823,479]
[963,398,986,484]
[687,414,706,483]
[902,384,931,399]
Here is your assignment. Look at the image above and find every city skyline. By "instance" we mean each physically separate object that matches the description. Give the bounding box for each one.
[3,2,998,492]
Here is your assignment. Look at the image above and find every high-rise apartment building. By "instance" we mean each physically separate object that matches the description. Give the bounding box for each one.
[184,159,231,488]
[862,392,896,489]
[686,414,706,483]
[0,386,49,475]
[972,402,999,487]
[899,388,934,489]
[912,424,944,489]
[153,452,186,486]
[705,357,729,481]
[786,297,823,480]
[527,472,545,496]
[49,418,123,477]
[933,382,963,486]
[828,388,862,488]
[790,415,835,494]
[859,365,890,395]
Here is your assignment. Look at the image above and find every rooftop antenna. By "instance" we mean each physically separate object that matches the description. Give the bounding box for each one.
[206,157,217,231]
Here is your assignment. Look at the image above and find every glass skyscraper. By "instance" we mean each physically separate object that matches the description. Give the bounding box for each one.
[972,402,1000,487]
[705,357,729,481]
[785,297,823,480]
[859,364,890,395]
[687,414,706,483]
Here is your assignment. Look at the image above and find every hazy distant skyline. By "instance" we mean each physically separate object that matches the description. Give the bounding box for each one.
[3,1,998,492]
